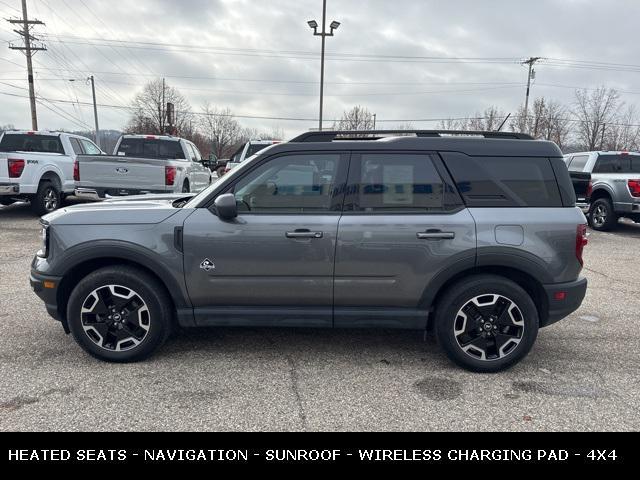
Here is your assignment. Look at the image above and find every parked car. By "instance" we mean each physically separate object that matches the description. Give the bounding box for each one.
[204,154,229,178]
[224,139,281,174]
[0,130,103,215]
[564,151,640,231]
[31,130,588,372]
[74,135,212,200]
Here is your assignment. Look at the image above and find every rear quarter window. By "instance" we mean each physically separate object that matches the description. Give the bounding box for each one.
[441,153,563,207]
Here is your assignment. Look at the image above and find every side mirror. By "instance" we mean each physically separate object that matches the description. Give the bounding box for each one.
[214,193,238,220]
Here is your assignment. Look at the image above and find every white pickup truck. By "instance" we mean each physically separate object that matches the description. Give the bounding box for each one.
[0,131,103,215]
[74,134,212,199]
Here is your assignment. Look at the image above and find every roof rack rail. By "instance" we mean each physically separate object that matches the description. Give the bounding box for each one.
[290,130,534,143]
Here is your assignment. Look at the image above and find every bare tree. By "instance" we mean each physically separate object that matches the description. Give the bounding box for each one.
[573,87,620,151]
[510,97,571,148]
[467,106,506,131]
[125,79,192,135]
[199,103,242,158]
[605,105,640,151]
[333,105,375,131]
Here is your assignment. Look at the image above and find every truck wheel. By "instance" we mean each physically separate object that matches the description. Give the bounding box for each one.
[434,275,539,373]
[182,180,190,193]
[589,198,618,231]
[216,166,225,177]
[67,266,173,363]
[32,181,61,216]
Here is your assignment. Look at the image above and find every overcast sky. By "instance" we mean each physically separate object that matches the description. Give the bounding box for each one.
[1,0,640,139]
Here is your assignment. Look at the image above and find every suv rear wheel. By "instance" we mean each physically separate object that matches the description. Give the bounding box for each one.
[67,266,173,362]
[435,275,539,372]
[589,197,618,231]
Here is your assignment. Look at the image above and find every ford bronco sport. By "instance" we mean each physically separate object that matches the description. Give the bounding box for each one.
[30,130,588,372]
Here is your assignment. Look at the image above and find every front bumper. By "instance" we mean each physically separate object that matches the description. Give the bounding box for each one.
[0,183,19,195]
[30,269,66,330]
[541,277,588,327]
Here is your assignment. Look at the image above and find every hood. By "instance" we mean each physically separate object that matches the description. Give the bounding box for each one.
[42,195,192,225]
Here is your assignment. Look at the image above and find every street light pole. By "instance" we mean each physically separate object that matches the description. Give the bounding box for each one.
[308,1,340,131]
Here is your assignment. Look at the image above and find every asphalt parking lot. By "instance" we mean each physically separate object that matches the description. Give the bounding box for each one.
[1,199,639,432]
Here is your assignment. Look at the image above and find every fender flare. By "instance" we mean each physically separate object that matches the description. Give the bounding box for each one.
[54,240,192,310]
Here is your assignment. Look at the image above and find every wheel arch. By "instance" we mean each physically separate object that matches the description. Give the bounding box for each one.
[590,186,613,202]
[424,265,549,330]
[55,248,192,327]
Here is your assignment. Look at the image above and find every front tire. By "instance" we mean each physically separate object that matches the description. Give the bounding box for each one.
[589,197,618,231]
[32,181,61,216]
[434,275,539,373]
[67,266,173,362]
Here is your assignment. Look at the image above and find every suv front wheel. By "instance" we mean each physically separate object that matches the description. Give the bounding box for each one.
[435,275,539,372]
[67,266,173,362]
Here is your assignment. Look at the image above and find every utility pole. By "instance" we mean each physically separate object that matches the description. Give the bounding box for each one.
[308,1,340,131]
[8,0,46,131]
[161,78,166,134]
[600,123,606,150]
[372,113,377,130]
[88,76,101,149]
[522,57,541,125]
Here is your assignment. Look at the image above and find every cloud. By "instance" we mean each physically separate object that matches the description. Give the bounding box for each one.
[1,0,639,138]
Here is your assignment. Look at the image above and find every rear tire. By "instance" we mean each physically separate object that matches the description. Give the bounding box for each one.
[589,197,618,231]
[434,275,539,373]
[216,166,225,177]
[67,266,173,363]
[182,180,190,193]
[31,180,61,216]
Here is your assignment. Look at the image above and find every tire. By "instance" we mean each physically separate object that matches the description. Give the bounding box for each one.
[31,180,61,216]
[589,197,618,231]
[434,275,539,373]
[67,266,173,363]
[0,198,14,206]
[216,166,225,177]
[182,180,190,193]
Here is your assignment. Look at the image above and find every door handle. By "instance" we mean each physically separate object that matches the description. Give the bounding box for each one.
[417,230,455,240]
[286,230,323,239]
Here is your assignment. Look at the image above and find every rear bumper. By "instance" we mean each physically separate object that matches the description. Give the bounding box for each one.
[541,277,588,327]
[0,183,19,195]
[75,187,169,200]
[30,269,66,330]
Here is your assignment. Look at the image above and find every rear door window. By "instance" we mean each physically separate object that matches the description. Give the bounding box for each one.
[568,155,589,172]
[346,153,446,212]
[79,139,101,155]
[69,138,84,155]
[442,153,563,207]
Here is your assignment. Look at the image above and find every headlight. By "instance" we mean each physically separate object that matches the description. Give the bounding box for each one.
[37,222,50,258]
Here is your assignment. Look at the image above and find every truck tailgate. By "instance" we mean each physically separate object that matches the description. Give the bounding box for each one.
[76,155,169,193]
[0,155,8,180]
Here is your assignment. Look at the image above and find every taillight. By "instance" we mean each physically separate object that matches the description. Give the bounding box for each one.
[73,160,80,181]
[586,180,593,199]
[8,158,25,178]
[576,224,588,267]
[628,179,640,198]
[165,166,176,186]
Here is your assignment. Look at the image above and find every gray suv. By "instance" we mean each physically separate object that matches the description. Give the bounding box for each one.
[30,130,588,372]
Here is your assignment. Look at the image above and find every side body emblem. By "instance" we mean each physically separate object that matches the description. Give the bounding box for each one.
[200,258,215,271]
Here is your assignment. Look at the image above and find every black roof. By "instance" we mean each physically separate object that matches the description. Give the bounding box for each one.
[274,130,563,158]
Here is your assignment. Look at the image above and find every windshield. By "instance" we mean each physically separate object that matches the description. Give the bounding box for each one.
[116,138,185,159]
[247,143,272,157]
[0,134,64,153]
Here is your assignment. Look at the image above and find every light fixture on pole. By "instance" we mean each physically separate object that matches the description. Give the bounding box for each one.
[308,1,340,131]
